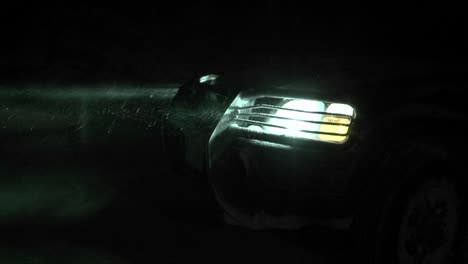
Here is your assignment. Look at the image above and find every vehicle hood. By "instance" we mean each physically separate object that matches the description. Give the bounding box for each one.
[216,56,466,117]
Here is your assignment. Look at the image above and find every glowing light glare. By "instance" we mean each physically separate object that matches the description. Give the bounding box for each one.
[264,100,325,139]
[225,96,356,144]
[231,96,253,108]
[318,103,355,143]
[318,116,350,143]
[247,125,263,132]
[199,74,219,84]
[326,103,355,117]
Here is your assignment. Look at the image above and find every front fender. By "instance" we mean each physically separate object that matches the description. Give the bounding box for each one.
[346,103,467,214]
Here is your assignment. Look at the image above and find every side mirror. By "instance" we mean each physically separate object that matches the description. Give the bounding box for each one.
[199,74,220,86]
[172,74,222,107]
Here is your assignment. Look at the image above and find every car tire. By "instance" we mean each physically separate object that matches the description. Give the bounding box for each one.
[352,141,466,264]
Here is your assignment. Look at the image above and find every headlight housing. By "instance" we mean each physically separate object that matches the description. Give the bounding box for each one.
[210,91,356,145]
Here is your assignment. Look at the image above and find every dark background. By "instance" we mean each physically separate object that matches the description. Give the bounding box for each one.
[0,3,467,263]
[1,4,467,84]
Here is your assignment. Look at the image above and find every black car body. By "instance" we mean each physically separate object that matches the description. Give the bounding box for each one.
[163,59,467,229]
[1,59,466,263]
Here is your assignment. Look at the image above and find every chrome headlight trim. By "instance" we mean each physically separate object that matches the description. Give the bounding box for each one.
[210,91,356,146]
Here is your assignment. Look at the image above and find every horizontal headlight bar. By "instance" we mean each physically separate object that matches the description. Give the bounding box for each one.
[235,113,351,126]
[233,118,350,136]
[232,104,353,119]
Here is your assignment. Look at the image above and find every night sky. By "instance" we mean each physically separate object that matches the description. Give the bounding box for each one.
[1,4,466,84]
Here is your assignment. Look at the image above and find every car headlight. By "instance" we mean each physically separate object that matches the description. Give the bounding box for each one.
[210,92,356,145]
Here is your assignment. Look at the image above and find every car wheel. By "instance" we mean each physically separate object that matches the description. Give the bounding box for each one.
[352,142,465,264]
[396,178,460,264]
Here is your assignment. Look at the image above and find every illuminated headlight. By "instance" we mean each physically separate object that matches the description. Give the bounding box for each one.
[211,92,356,144]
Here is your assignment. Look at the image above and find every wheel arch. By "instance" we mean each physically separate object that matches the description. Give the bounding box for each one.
[347,102,468,215]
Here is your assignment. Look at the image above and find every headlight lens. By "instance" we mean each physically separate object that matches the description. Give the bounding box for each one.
[264,99,326,140]
[211,92,356,144]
